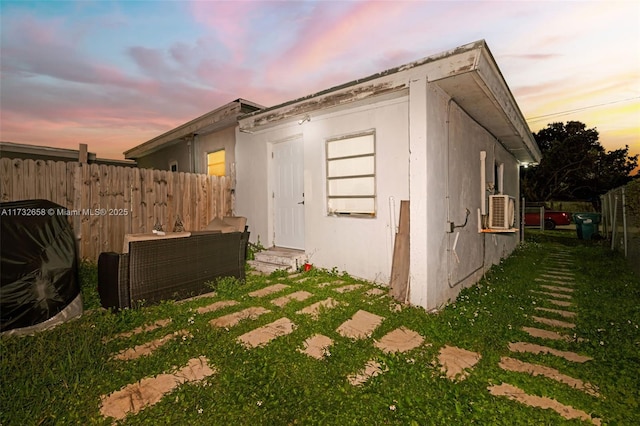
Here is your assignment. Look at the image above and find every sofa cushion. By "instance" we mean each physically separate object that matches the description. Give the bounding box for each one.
[223,216,247,232]
[205,216,246,233]
[122,231,191,253]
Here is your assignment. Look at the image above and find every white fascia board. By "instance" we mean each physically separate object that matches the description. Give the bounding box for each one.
[239,41,485,133]
[474,49,541,163]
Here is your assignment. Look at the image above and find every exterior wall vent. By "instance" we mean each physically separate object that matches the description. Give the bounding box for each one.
[488,195,515,229]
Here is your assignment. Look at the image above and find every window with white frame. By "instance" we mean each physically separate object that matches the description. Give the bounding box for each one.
[326,132,376,217]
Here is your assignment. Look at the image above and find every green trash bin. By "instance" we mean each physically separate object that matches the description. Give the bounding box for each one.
[573,213,601,240]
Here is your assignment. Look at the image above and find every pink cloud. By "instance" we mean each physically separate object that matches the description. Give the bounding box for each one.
[188,0,259,63]
[260,1,515,95]
[3,0,637,165]
[128,46,173,78]
[502,53,561,61]
[1,10,247,155]
[269,2,397,77]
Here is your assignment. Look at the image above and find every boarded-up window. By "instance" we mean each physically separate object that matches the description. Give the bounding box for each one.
[207,150,225,176]
[326,132,376,217]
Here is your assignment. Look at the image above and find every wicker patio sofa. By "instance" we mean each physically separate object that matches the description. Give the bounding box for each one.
[98,228,249,309]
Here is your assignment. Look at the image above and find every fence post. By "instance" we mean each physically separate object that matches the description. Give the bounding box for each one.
[611,195,618,251]
[521,197,525,242]
[608,192,614,241]
[78,143,88,164]
[539,206,544,232]
[622,187,628,258]
[73,163,83,255]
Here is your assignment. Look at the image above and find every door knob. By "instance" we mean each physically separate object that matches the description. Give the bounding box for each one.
[298,201,305,205]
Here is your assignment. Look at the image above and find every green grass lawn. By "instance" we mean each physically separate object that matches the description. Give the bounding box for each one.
[1,232,639,425]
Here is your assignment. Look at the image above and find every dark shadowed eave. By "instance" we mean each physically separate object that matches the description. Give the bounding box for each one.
[124,98,264,160]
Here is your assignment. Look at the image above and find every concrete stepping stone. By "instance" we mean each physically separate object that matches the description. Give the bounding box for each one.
[548,260,574,266]
[196,300,239,314]
[522,326,584,343]
[531,290,572,300]
[437,345,481,381]
[509,342,592,363]
[333,284,363,293]
[112,330,191,361]
[535,307,576,318]
[541,274,575,281]
[99,356,215,421]
[544,263,573,268]
[237,317,296,348]
[316,280,345,288]
[499,357,599,396]
[348,360,387,386]
[532,316,575,329]
[548,265,574,270]
[547,299,573,308]
[542,269,574,276]
[365,288,386,297]
[296,298,342,319]
[271,291,313,308]
[105,319,172,342]
[488,383,601,425]
[535,278,575,286]
[248,284,290,298]
[374,327,425,353]
[336,310,385,339]
[298,334,333,359]
[540,285,574,293]
[210,307,270,328]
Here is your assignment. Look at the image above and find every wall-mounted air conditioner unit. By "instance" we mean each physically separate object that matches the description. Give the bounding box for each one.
[488,195,515,230]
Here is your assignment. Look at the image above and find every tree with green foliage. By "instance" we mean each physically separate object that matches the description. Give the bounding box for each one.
[521,121,638,207]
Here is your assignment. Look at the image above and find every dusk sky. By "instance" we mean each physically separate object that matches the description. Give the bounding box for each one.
[1,0,638,171]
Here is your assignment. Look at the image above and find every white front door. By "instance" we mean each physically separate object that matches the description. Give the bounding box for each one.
[273,138,305,249]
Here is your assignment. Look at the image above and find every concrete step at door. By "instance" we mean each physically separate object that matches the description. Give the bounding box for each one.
[249,247,308,274]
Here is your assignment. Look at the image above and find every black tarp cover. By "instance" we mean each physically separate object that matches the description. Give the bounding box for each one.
[1,199,81,334]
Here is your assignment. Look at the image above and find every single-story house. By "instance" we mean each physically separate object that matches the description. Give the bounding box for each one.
[124,99,263,175]
[235,40,541,311]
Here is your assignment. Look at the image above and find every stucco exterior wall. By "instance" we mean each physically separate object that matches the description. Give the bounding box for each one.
[237,84,521,311]
[414,83,520,310]
[236,96,409,283]
[133,126,236,174]
[193,126,236,175]
[135,141,190,171]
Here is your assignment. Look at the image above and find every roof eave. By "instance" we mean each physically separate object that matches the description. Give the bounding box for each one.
[125,99,265,159]
[431,43,541,164]
[238,40,540,164]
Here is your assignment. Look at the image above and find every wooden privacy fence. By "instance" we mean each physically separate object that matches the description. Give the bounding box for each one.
[1,158,233,262]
